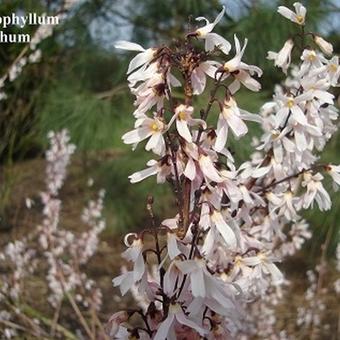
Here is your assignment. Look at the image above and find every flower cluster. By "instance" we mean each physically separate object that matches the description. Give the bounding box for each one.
[0,130,107,339]
[293,234,339,340]
[38,130,105,311]
[112,3,339,339]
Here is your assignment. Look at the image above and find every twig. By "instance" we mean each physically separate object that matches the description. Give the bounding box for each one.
[50,300,62,337]
[257,163,327,193]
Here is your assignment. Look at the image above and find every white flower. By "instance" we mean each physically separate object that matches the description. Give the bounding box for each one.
[106,311,129,338]
[198,154,223,183]
[267,39,294,74]
[191,61,219,95]
[210,210,237,248]
[173,104,206,143]
[301,172,331,211]
[215,97,248,151]
[275,92,312,128]
[278,2,306,25]
[326,56,340,86]
[278,191,299,220]
[131,72,171,118]
[259,126,296,163]
[223,35,262,93]
[195,6,231,55]
[314,35,333,56]
[154,303,206,340]
[242,252,283,284]
[114,40,157,74]
[176,258,237,310]
[301,77,334,105]
[112,238,145,295]
[122,116,166,155]
[298,49,325,77]
[129,157,172,183]
[163,260,185,296]
[166,232,181,260]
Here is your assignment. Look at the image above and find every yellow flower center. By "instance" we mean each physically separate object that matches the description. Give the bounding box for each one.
[151,122,159,132]
[271,130,280,139]
[284,191,293,198]
[178,111,187,120]
[220,272,228,281]
[258,252,267,262]
[234,256,243,267]
[308,53,316,62]
[169,303,182,314]
[287,98,294,108]
[296,15,304,24]
[329,64,337,73]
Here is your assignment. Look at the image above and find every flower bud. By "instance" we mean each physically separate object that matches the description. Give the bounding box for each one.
[314,36,333,56]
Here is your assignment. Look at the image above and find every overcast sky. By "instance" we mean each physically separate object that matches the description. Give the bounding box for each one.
[88,0,340,50]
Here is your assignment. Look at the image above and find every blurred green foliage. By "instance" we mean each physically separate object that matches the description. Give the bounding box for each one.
[0,0,339,253]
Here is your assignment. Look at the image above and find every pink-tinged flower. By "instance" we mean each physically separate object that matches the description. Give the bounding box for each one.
[267,39,294,74]
[242,252,283,284]
[277,2,306,25]
[301,172,331,211]
[131,74,167,118]
[163,260,185,296]
[122,116,166,155]
[229,255,256,283]
[210,210,237,248]
[154,303,207,340]
[191,61,220,95]
[219,169,243,204]
[167,232,181,260]
[114,40,157,74]
[278,191,299,220]
[195,6,231,55]
[314,35,333,56]
[176,258,235,303]
[129,157,172,184]
[183,155,200,182]
[173,104,206,143]
[215,97,248,151]
[198,154,224,183]
[106,311,129,338]
[238,184,265,210]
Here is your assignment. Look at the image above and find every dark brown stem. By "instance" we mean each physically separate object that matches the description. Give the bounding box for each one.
[195,72,224,144]
[257,163,327,193]
[165,132,185,228]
